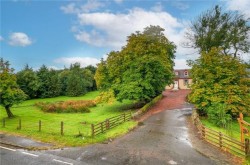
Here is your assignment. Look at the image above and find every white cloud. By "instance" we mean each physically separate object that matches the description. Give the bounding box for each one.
[54,57,100,67]
[151,2,163,12]
[172,2,189,10]
[226,0,250,18]
[0,36,3,41]
[61,0,105,14]
[60,3,79,14]
[8,32,32,47]
[76,8,183,50]
[174,59,191,69]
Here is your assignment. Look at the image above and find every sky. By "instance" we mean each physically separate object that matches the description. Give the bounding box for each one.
[1,0,250,71]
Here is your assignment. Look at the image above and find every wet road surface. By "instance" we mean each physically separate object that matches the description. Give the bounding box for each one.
[44,108,217,165]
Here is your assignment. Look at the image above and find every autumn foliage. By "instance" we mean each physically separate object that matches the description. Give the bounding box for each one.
[35,100,96,113]
[188,48,250,118]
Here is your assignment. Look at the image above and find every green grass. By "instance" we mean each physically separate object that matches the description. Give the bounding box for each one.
[201,116,250,141]
[0,91,137,147]
[200,116,250,163]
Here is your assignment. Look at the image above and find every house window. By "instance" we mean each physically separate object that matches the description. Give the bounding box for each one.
[184,79,189,86]
[184,71,188,76]
[175,71,179,76]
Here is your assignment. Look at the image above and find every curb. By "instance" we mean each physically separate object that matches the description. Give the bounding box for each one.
[0,141,28,150]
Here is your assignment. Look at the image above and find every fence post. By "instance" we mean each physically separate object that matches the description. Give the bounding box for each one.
[201,125,205,139]
[245,138,250,157]
[17,119,21,130]
[219,132,222,148]
[101,122,104,133]
[39,120,41,132]
[123,113,126,122]
[106,119,110,130]
[2,118,5,128]
[91,124,94,137]
[61,121,64,136]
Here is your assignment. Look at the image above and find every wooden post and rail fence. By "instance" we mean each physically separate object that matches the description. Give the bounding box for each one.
[91,113,132,137]
[193,111,250,157]
[1,112,133,138]
[2,119,65,136]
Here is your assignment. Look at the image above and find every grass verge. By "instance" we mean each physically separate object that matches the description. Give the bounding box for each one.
[0,91,137,147]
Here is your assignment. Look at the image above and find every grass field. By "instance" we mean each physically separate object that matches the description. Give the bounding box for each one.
[0,91,137,147]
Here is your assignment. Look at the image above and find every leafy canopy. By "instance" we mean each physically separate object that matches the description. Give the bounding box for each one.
[0,58,27,118]
[185,5,250,57]
[95,25,176,102]
[188,48,250,118]
[16,65,40,99]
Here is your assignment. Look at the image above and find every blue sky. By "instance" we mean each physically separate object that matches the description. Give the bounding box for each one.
[1,0,249,71]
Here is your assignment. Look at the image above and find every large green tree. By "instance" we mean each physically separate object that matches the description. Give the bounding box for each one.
[95,25,176,102]
[66,63,93,96]
[16,65,40,99]
[188,48,250,118]
[0,58,27,118]
[185,5,250,57]
[37,65,61,98]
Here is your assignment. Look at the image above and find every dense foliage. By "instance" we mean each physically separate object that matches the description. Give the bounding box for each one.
[16,63,97,98]
[95,25,176,102]
[188,48,250,118]
[16,65,40,99]
[0,58,27,118]
[185,5,250,57]
[35,100,96,113]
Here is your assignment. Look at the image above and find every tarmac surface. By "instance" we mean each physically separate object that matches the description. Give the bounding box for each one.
[43,108,217,165]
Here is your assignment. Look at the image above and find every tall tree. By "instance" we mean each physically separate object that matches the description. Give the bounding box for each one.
[37,65,61,98]
[95,25,176,102]
[66,63,92,96]
[0,58,27,118]
[185,5,250,57]
[188,48,250,118]
[16,65,40,99]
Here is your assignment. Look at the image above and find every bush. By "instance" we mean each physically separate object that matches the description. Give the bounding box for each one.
[95,90,115,105]
[35,100,96,113]
[207,103,232,129]
[140,94,163,112]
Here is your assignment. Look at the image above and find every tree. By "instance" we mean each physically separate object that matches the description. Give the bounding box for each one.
[84,65,97,91]
[185,5,250,57]
[66,63,92,96]
[37,65,61,98]
[94,58,110,90]
[58,69,70,96]
[95,25,176,102]
[188,48,250,118]
[16,65,40,99]
[0,58,27,118]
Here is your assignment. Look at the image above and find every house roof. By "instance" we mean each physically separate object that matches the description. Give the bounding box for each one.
[174,69,191,79]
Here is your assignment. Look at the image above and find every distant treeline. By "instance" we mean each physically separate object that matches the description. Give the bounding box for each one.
[16,63,97,99]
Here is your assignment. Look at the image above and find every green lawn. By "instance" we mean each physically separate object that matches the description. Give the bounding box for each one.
[200,117,242,141]
[0,91,137,147]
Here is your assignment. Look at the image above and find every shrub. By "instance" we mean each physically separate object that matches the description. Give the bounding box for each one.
[207,103,232,129]
[35,100,96,113]
[95,89,115,105]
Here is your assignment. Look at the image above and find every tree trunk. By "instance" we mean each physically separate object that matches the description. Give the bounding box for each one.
[5,105,14,118]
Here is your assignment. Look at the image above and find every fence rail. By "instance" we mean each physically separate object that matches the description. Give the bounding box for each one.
[2,118,65,136]
[192,111,246,157]
[91,113,132,137]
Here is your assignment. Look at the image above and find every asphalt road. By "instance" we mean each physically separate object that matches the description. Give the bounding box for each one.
[0,145,85,165]
[43,108,217,165]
